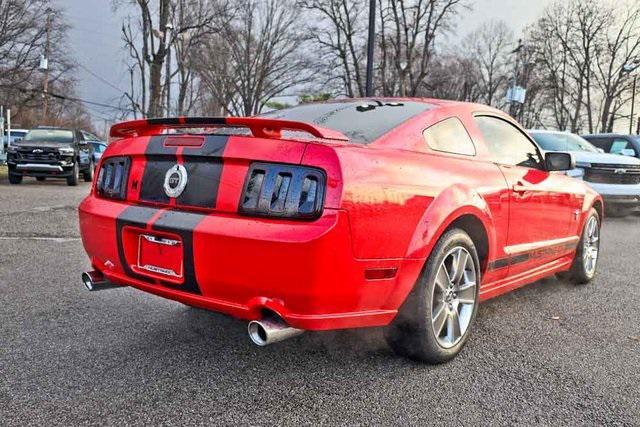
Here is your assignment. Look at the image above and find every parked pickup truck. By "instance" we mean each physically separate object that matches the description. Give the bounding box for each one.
[530,130,640,217]
[6,127,95,186]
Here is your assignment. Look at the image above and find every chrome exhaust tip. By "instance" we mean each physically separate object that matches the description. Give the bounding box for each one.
[248,318,304,346]
[82,271,121,291]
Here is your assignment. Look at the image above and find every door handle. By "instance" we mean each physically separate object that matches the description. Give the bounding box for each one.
[512,182,531,193]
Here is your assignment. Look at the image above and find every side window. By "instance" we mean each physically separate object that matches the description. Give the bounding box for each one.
[610,139,635,155]
[586,138,611,152]
[423,117,476,156]
[474,115,542,168]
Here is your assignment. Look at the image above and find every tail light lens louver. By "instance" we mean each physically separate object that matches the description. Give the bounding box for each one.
[96,156,130,200]
[239,162,326,220]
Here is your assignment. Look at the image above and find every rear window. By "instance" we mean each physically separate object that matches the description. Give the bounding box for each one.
[25,129,74,143]
[423,117,475,156]
[260,100,433,143]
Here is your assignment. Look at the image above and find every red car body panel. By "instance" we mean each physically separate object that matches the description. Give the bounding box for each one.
[79,99,602,331]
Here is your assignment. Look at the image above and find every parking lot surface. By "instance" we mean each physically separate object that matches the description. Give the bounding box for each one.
[1,177,639,426]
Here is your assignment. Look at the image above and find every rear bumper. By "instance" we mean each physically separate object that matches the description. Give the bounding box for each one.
[78,196,424,330]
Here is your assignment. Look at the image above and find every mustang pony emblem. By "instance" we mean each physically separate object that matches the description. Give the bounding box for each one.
[163,164,188,198]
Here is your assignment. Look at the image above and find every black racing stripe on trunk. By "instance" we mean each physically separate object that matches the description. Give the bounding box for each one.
[139,134,229,208]
[191,134,228,157]
[115,205,160,284]
[151,210,206,294]
[115,205,207,294]
[146,135,179,156]
[139,155,174,204]
[177,160,221,207]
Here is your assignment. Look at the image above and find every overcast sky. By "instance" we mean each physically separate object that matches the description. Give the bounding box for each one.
[55,0,553,126]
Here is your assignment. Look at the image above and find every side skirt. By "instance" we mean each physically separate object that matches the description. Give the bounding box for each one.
[479,255,574,301]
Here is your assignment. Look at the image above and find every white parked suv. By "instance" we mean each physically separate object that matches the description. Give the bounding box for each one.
[530,130,640,217]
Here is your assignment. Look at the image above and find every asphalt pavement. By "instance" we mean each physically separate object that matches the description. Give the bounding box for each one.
[1,176,639,426]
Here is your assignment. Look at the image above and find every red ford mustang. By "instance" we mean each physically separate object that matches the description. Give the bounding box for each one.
[79,99,602,363]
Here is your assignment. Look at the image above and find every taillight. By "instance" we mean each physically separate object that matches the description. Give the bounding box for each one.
[96,156,130,200]
[239,162,326,219]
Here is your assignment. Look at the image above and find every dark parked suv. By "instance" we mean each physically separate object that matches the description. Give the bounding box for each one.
[582,133,640,158]
[6,127,96,186]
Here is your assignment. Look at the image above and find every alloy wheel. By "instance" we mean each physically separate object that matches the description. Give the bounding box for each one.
[583,216,599,276]
[431,246,477,349]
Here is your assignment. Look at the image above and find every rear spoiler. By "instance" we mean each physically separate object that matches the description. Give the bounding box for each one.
[109,116,349,141]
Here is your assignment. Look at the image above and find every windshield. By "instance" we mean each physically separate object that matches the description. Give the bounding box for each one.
[91,142,106,153]
[25,129,74,144]
[530,132,598,153]
[260,100,433,143]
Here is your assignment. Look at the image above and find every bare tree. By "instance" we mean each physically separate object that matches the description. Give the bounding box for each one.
[529,0,610,132]
[0,1,92,128]
[298,0,368,97]
[378,0,468,97]
[196,0,310,116]
[459,20,513,107]
[593,1,640,132]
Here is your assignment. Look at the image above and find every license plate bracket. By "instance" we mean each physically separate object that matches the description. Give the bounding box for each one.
[136,233,184,281]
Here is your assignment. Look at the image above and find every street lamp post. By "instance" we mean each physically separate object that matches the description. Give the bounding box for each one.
[630,75,637,134]
[365,0,375,97]
[622,58,640,134]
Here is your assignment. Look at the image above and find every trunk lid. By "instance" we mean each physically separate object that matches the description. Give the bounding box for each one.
[102,117,347,215]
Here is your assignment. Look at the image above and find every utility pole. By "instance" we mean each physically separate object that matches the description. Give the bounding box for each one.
[42,9,51,123]
[364,0,375,97]
[165,23,173,117]
[630,75,637,134]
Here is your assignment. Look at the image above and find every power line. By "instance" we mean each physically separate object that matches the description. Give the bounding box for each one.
[1,85,134,113]
[76,62,126,94]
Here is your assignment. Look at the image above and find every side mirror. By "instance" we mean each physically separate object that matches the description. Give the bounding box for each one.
[620,148,636,157]
[596,148,605,153]
[546,152,575,171]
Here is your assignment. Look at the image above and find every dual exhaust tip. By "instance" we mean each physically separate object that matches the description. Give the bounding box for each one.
[81,270,303,346]
[247,318,304,346]
[81,270,121,291]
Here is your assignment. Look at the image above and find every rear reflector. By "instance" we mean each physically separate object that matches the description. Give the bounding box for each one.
[364,268,398,280]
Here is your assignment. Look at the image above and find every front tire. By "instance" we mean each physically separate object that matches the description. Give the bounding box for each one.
[558,208,600,285]
[8,174,22,184]
[66,162,79,186]
[385,229,480,364]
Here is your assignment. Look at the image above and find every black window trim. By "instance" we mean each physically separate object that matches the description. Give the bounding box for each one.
[422,116,477,157]
[473,112,546,170]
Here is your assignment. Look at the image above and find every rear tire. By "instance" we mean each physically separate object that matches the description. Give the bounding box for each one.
[385,229,480,364]
[8,174,22,184]
[66,162,79,186]
[558,208,600,285]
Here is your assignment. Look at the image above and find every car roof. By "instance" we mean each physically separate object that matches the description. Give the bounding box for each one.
[528,129,572,134]
[33,126,74,131]
[582,133,632,138]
